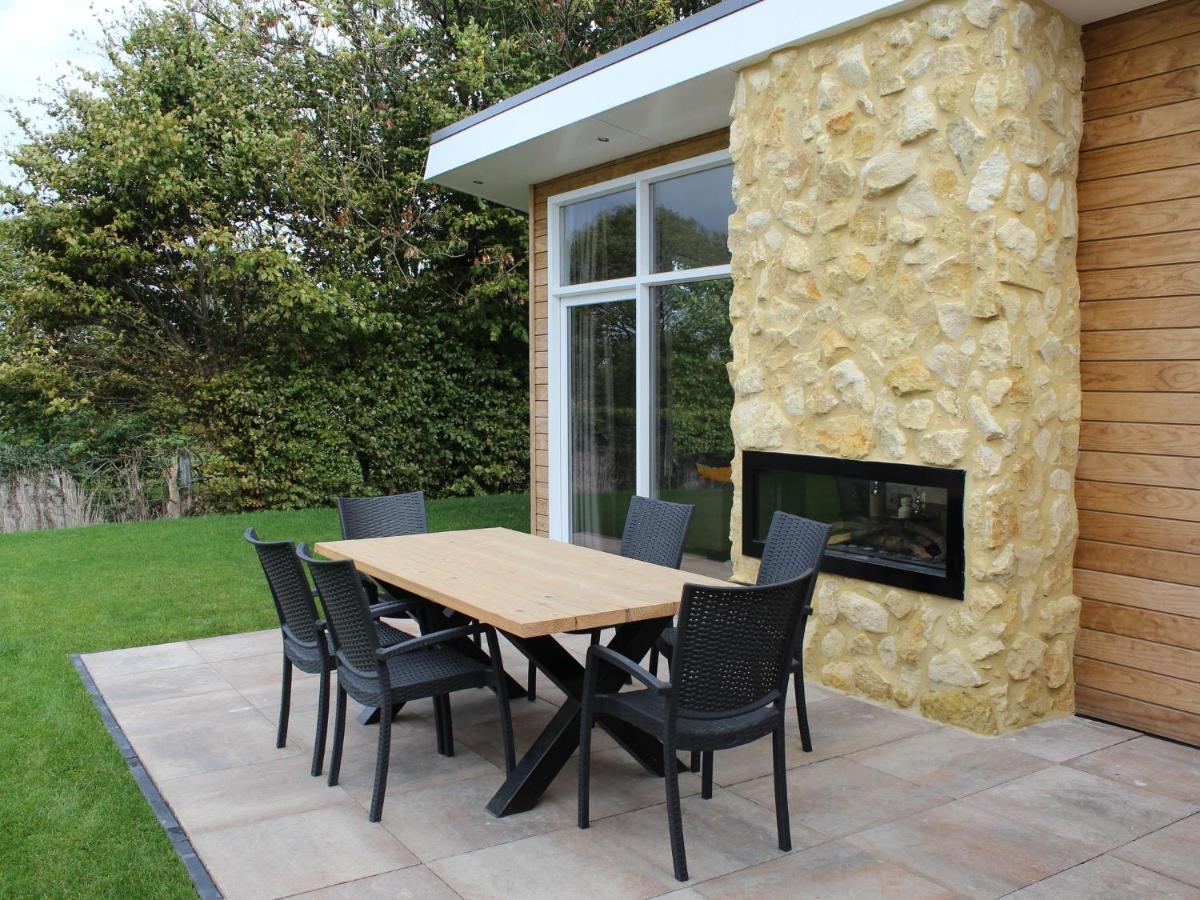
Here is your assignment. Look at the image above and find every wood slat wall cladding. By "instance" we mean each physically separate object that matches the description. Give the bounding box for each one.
[526,129,730,536]
[1076,0,1200,746]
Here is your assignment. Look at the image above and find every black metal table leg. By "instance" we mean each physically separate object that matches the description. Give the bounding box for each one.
[486,617,673,817]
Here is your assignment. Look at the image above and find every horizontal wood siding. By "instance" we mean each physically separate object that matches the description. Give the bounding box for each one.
[527,130,730,537]
[1075,0,1200,746]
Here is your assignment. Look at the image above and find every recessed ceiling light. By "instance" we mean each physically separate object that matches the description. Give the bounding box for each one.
[597,136,610,143]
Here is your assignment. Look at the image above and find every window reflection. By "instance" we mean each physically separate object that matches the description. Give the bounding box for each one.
[570,300,637,551]
[652,165,735,273]
[654,279,734,577]
[562,189,636,285]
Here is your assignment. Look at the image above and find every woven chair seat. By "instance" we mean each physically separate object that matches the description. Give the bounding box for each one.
[596,690,778,751]
[337,645,491,709]
[286,621,409,676]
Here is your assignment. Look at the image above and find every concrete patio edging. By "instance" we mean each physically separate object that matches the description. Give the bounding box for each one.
[73,654,223,900]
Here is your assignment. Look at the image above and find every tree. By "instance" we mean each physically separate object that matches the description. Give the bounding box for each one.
[0,0,719,510]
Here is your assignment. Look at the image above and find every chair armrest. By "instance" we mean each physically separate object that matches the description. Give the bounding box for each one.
[375,623,482,660]
[585,645,670,695]
[370,598,422,619]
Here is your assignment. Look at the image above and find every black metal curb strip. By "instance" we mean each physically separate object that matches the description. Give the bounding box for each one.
[72,655,222,900]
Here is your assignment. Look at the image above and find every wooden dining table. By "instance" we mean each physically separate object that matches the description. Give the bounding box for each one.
[314,527,730,817]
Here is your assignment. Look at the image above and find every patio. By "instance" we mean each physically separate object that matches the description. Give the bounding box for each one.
[82,624,1200,899]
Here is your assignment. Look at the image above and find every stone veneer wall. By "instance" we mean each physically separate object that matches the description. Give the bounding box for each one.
[726,0,1085,734]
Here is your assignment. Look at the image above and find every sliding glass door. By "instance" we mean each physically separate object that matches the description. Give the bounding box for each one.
[552,153,735,576]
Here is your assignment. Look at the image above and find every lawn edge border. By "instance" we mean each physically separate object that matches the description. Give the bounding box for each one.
[72,654,222,900]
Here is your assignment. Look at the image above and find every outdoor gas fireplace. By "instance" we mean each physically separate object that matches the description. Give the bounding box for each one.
[742,451,965,600]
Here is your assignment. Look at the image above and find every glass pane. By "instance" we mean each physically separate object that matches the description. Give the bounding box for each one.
[570,300,636,553]
[749,466,950,580]
[652,165,735,273]
[562,189,636,285]
[653,279,734,577]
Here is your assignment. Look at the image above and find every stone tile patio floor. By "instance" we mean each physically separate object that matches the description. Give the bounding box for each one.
[81,625,1200,900]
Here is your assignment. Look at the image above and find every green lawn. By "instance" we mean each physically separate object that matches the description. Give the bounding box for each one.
[0,493,529,898]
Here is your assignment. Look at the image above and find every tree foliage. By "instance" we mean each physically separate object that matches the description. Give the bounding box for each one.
[0,0,717,510]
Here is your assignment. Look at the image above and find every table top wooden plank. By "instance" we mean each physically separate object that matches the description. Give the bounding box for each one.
[313,527,731,637]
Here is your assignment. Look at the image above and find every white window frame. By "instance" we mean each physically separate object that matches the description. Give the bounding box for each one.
[546,148,732,543]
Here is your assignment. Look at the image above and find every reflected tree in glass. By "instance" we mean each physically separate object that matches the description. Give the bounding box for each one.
[654,279,734,573]
[653,165,735,273]
[570,300,636,551]
[562,190,636,285]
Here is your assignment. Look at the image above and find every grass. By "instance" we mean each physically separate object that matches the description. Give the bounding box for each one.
[0,493,529,898]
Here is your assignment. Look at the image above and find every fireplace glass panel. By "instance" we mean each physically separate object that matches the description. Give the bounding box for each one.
[743,452,964,598]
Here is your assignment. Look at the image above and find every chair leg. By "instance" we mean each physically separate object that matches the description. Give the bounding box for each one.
[664,735,688,882]
[794,669,813,753]
[368,695,393,822]
[526,659,537,702]
[589,630,601,646]
[310,667,330,777]
[772,724,792,852]
[276,657,293,748]
[690,751,701,772]
[649,647,659,677]
[701,751,713,799]
[432,693,447,756]
[328,684,347,787]
[439,695,455,756]
[577,697,593,829]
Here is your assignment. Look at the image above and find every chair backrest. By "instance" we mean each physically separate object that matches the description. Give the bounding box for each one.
[619,496,694,569]
[297,545,379,675]
[756,511,831,586]
[669,572,815,719]
[244,528,320,643]
[337,491,428,540]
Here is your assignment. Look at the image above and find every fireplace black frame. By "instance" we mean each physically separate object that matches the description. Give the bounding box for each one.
[742,451,966,600]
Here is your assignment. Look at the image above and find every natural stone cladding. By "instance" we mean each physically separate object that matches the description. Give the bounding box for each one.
[726,0,1083,734]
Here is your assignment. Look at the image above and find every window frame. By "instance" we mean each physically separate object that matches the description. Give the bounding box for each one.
[546,149,733,543]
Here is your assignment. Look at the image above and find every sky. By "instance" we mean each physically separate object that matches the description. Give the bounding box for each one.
[0,0,146,186]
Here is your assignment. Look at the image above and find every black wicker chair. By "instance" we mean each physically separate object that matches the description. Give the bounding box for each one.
[337,491,428,540]
[244,528,415,777]
[337,491,430,610]
[525,495,693,701]
[578,572,816,882]
[654,511,830,755]
[297,544,515,822]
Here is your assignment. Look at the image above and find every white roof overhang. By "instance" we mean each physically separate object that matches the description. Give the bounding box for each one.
[425,0,1158,211]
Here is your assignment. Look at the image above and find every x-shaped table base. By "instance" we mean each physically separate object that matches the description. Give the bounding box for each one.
[487,616,674,817]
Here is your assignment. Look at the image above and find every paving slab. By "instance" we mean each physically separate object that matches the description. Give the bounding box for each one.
[90,662,234,707]
[430,822,684,900]
[82,641,207,678]
[669,838,957,899]
[590,787,824,885]
[848,727,1052,798]
[189,804,418,899]
[289,864,460,899]
[1069,735,1200,804]
[846,799,1097,897]
[962,765,1198,851]
[1113,813,1200,888]
[1009,853,1200,899]
[730,756,948,838]
[994,715,1139,763]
